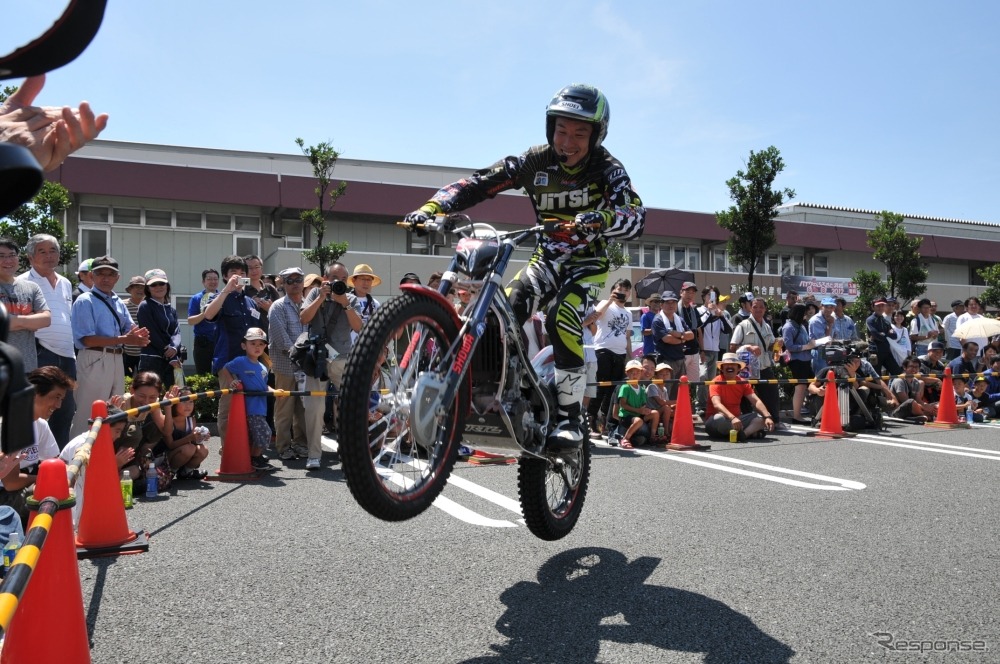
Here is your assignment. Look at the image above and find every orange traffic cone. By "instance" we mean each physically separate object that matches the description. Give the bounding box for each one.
[926,367,969,428]
[667,376,710,451]
[809,371,855,439]
[1,460,91,664]
[213,392,259,480]
[76,401,149,557]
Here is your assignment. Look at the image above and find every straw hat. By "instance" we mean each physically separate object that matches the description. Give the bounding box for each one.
[348,263,382,288]
[718,352,746,370]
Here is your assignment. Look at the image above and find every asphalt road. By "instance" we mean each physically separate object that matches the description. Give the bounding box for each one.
[68,419,1000,663]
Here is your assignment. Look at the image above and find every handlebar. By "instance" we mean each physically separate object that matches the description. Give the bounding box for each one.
[399,214,598,237]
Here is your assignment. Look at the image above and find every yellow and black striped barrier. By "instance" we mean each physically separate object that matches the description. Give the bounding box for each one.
[0,495,67,638]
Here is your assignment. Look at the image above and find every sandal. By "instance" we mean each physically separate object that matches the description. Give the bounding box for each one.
[619,439,634,449]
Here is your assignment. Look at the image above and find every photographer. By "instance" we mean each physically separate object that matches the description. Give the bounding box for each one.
[203,255,261,446]
[298,262,362,469]
[583,278,632,435]
[808,344,897,430]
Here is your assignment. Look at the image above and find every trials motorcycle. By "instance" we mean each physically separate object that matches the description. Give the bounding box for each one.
[337,214,592,540]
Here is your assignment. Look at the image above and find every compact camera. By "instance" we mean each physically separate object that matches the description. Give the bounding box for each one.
[239,277,251,286]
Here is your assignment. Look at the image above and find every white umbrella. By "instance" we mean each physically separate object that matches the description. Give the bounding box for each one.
[953,316,1000,340]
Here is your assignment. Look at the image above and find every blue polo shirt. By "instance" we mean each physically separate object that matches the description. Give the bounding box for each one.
[72,289,133,350]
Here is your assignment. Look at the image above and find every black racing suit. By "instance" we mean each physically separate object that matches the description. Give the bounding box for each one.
[425,144,645,370]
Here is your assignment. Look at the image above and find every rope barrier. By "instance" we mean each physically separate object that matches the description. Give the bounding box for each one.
[0,496,70,637]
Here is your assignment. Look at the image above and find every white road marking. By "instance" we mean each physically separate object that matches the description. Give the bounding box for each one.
[847,432,1000,460]
[594,441,865,491]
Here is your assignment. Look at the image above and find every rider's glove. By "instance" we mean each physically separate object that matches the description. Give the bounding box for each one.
[574,211,610,235]
[404,202,443,236]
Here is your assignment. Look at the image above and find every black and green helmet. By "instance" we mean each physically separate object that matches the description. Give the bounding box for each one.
[545,84,610,151]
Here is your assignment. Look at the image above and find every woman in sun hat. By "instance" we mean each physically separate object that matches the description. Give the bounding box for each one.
[136,268,183,388]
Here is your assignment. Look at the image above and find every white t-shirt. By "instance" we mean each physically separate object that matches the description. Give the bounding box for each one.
[22,419,60,469]
[18,268,76,358]
[593,301,631,355]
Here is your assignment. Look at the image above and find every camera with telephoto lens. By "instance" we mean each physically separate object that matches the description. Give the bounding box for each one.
[824,341,867,366]
[324,280,348,296]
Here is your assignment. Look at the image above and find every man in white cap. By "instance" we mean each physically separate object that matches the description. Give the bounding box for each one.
[70,255,150,436]
[268,267,310,461]
[71,257,93,302]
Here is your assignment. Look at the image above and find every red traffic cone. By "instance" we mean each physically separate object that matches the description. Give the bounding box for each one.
[214,392,258,479]
[2,460,90,664]
[926,367,968,428]
[810,371,855,439]
[667,376,710,451]
[75,401,148,557]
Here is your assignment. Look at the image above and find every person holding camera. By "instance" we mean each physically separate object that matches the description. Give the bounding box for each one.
[583,278,633,435]
[136,269,184,389]
[298,261,363,469]
[202,255,262,447]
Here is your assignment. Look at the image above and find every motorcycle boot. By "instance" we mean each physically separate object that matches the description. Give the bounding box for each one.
[548,367,587,448]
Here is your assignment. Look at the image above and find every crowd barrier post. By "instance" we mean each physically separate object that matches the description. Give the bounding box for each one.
[213,392,259,481]
[666,376,708,450]
[809,370,855,439]
[925,367,969,429]
[1,459,90,664]
[75,401,149,558]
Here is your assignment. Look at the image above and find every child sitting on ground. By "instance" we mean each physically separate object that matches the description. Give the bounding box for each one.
[616,359,659,449]
[952,376,974,420]
[971,376,993,420]
[219,328,275,472]
[160,387,210,480]
[648,362,675,439]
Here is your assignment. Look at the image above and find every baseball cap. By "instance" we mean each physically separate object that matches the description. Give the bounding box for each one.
[279,267,304,278]
[928,341,945,351]
[624,359,643,372]
[681,281,697,291]
[660,290,679,302]
[646,293,663,303]
[77,258,93,273]
[654,363,673,373]
[873,296,887,305]
[244,327,267,342]
[951,299,964,308]
[399,272,422,285]
[127,275,146,289]
[821,297,836,306]
[90,255,119,274]
[144,268,168,285]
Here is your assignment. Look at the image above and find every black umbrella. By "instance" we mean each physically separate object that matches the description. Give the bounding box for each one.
[634,268,696,300]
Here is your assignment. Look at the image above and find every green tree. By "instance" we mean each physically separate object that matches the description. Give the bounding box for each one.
[295,138,349,274]
[0,84,78,271]
[866,210,927,302]
[977,263,1000,309]
[0,182,78,272]
[606,241,627,271]
[715,146,795,290]
[846,269,887,337]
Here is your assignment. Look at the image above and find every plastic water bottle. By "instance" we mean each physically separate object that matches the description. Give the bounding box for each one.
[146,462,158,498]
[120,470,133,508]
[966,404,974,425]
[656,423,665,438]
[3,532,21,575]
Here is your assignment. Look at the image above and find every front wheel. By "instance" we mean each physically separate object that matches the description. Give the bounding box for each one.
[517,438,591,541]
[339,291,467,521]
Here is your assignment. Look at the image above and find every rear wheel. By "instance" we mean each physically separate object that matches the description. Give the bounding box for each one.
[339,291,467,521]
[517,430,591,541]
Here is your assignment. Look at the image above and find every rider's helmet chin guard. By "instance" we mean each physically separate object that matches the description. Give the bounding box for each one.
[545,83,610,152]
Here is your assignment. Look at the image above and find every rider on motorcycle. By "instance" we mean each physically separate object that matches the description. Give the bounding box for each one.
[405,84,645,447]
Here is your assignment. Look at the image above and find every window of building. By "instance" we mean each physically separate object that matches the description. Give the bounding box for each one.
[79,226,108,260]
[205,214,231,231]
[112,207,140,225]
[235,215,260,232]
[145,209,172,227]
[813,255,829,277]
[79,205,109,224]
[174,296,192,322]
[712,247,739,273]
[235,235,259,257]
[175,212,202,229]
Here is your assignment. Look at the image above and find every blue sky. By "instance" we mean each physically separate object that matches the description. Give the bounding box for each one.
[10,1,1000,222]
